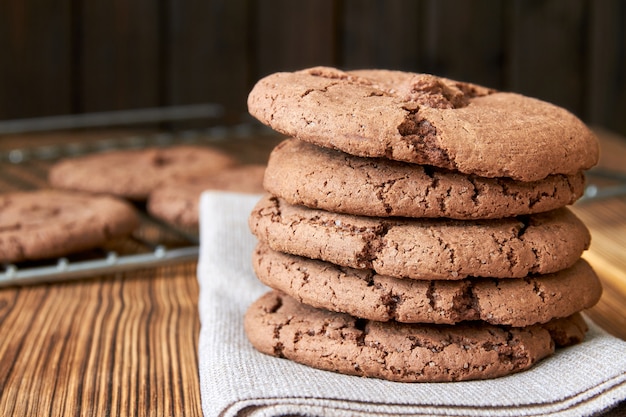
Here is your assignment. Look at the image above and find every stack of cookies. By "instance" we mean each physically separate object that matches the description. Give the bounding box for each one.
[244,67,602,382]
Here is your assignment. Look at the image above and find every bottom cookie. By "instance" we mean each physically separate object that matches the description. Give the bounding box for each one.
[244,291,588,383]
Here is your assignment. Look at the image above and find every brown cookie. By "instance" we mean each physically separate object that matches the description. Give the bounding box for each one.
[264,139,585,220]
[244,291,588,382]
[0,190,139,263]
[147,164,266,228]
[48,145,237,200]
[250,195,590,279]
[252,243,602,326]
[248,66,599,181]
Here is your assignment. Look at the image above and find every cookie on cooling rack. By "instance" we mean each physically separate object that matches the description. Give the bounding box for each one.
[48,145,237,200]
[147,164,266,228]
[0,190,139,263]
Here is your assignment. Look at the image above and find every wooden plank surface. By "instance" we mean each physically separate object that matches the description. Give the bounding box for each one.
[586,0,626,137]
[419,0,505,89]
[570,128,626,340]
[252,0,336,79]
[0,264,202,417]
[0,0,74,119]
[506,0,587,114]
[340,0,421,71]
[166,0,250,122]
[79,1,161,112]
[0,128,624,416]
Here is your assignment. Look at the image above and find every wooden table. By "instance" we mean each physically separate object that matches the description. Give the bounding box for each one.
[0,127,624,416]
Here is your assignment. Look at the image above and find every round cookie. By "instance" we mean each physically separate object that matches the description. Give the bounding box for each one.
[148,164,266,228]
[264,139,586,220]
[244,291,588,382]
[250,195,590,279]
[48,145,237,200]
[0,190,139,263]
[248,66,599,181]
[252,244,602,326]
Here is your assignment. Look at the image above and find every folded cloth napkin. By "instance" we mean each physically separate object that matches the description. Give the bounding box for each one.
[197,191,626,417]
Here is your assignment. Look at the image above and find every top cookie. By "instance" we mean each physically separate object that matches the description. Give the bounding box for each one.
[248,66,599,181]
[48,145,237,200]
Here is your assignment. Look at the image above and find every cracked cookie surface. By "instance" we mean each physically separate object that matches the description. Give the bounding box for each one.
[244,291,588,382]
[250,195,590,279]
[49,145,237,200]
[252,244,601,326]
[248,66,598,181]
[264,139,585,220]
[0,190,139,263]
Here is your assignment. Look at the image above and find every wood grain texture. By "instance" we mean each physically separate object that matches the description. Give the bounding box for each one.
[580,231,626,340]
[572,198,626,340]
[0,263,202,417]
[570,129,626,340]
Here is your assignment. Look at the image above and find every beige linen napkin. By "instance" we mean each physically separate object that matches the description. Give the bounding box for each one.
[197,191,626,417]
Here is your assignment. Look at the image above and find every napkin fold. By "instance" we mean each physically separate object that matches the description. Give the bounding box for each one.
[197,191,626,417]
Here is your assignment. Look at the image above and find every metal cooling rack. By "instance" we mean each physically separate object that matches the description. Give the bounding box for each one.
[2,112,620,287]
[579,168,626,203]
[0,122,277,287]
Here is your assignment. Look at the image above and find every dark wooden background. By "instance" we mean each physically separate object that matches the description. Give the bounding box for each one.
[1,0,625,138]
